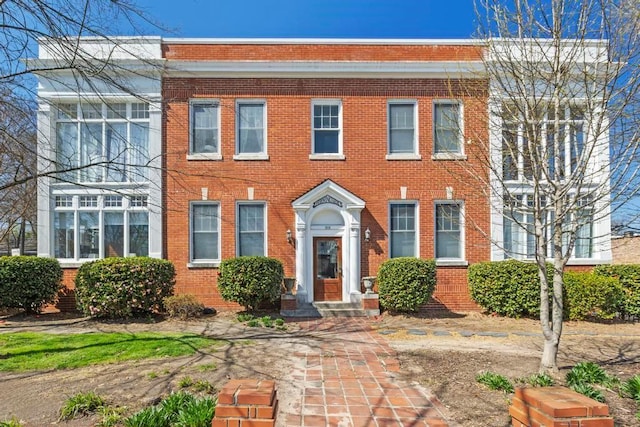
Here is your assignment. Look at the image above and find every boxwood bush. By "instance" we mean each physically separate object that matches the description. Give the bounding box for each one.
[75,257,175,318]
[377,257,436,312]
[0,256,62,313]
[563,272,624,320]
[593,265,640,318]
[468,260,542,318]
[218,256,284,311]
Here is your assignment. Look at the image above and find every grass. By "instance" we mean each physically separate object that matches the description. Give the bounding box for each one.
[59,392,105,420]
[0,332,220,372]
[0,417,23,427]
[476,371,514,393]
[178,376,194,388]
[197,363,217,372]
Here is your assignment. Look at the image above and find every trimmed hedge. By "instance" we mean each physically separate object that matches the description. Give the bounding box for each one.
[468,260,542,318]
[163,294,204,319]
[377,257,437,312]
[75,257,176,318]
[218,256,284,311]
[0,256,62,313]
[593,265,640,318]
[563,272,624,320]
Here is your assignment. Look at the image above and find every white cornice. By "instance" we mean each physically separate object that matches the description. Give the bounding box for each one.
[164,60,485,79]
[163,38,483,46]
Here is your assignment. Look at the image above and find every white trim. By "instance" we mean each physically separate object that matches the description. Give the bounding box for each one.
[235,99,267,156]
[434,200,466,262]
[189,201,221,264]
[236,201,268,257]
[387,99,419,156]
[164,61,485,79]
[189,99,221,156]
[311,99,343,156]
[388,201,420,258]
[433,100,465,155]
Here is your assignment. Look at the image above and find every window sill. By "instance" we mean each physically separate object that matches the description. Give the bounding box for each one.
[59,261,85,269]
[187,153,222,161]
[233,154,269,161]
[309,154,346,161]
[386,153,422,161]
[566,258,610,266]
[431,153,467,161]
[436,259,469,267]
[187,262,220,269]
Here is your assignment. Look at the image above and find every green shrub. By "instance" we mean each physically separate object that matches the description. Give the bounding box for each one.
[377,257,436,313]
[563,272,624,320]
[570,383,605,402]
[59,391,106,420]
[468,260,542,318]
[594,265,640,318]
[163,294,204,319]
[476,371,514,393]
[516,373,555,387]
[621,375,640,401]
[124,391,214,427]
[0,417,23,427]
[0,256,62,313]
[218,257,283,311]
[75,257,175,318]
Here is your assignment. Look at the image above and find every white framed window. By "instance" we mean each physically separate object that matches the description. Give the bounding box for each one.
[190,202,220,263]
[502,103,585,181]
[237,202,266,256]
[435,202,464,260]
[235,100,267,159]
[388,101,419,158]
[389,202,417,258]
[189,100,220,159]
[55,102,150,183]
[433,101,463,156]
[311,99,343,158]
[502,193,593,260]
[52,194,149,260]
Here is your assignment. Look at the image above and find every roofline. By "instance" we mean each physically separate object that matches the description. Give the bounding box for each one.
[162,37,483,46]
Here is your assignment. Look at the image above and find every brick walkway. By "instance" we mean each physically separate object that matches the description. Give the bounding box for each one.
[278,319,450,427]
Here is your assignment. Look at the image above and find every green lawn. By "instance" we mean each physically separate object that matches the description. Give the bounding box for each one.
[0,332,220,372]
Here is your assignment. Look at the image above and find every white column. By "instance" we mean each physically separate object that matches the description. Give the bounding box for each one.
[294,209,308,303]
[349,224,361,296]
[37,102,53,258]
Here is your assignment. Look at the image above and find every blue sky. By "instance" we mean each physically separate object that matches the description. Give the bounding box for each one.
[134,0,478,39]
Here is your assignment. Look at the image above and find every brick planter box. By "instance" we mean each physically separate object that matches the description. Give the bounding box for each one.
[212,379,277,427]
[510,386,613,427]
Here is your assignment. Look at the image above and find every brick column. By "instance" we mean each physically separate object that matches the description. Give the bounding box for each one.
[212,379,277,427]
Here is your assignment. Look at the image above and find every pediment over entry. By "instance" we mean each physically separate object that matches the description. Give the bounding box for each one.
[292,180,365,210]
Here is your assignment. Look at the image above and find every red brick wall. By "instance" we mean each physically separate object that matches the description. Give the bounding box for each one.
[163,72,490,311]
[162,43,482,62]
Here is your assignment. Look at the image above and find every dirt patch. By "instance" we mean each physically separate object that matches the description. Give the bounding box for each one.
[379,313,640,427]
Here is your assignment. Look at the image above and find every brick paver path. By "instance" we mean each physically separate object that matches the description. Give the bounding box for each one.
[278,318,450,427]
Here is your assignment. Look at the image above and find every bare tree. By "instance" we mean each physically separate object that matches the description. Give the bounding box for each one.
[469,0,640,372]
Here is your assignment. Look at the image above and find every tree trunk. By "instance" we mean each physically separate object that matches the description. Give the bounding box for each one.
[540,336,559,372]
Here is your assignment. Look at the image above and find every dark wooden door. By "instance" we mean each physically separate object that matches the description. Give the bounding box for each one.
[313,237,342,301]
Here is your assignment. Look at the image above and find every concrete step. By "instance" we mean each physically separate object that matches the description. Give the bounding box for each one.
[281,301,380,318]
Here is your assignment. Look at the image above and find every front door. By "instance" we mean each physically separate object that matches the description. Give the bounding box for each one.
[313,237,342,301]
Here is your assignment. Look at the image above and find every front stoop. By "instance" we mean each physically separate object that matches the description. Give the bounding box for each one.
[212,379,277,427]
[280,294,380,317]
[510,386,613,427]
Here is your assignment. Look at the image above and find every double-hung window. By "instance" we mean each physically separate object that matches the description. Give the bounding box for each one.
[235,101,267,159]
[190,202,220,263]
[389,203,417,258]
[311,100,342,157]
[433,101,463,156]
[388,101,418,158]
[237,203,266,256]
[435,202,463,260]
[189,100,220,158]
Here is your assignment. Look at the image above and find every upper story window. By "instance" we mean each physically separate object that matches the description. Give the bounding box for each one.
[435,202,463,260]
[502,103,585,181]
[235,101,267,158]
[55,102,149,184]
[433,101,463,156]
[189,100,220,157]
[53,193,149,260]
[311,100,343,158]
[388,101,418,157]
[389,202,417,258]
